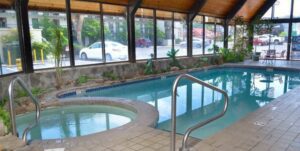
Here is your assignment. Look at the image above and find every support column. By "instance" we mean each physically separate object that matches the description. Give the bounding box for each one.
[127,0,142,63]
[65,0,75,67]
[187,15,193,57]
[15,0,33,73]
[224,20,229,49]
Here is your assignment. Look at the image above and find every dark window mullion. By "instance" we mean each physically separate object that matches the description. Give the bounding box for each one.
[100,3,106,63]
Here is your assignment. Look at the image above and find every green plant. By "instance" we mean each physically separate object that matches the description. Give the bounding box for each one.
[167,48,182,69]
[195,57,209,67]
[102,71,118,81]
[31,41,51,60]
[15,87,47,99]
[0,97,10,133]
[208,44,220,54]
[144,54,155,75]
[76,75,90,84]
[220,48,244,63]
[50,27,67,89]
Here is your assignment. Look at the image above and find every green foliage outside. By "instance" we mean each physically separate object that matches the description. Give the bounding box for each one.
[82,18,101,45]
[167,49,182,69]
[1,29,19,44]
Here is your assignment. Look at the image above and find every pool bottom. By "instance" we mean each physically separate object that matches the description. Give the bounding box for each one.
[16,105,136,141]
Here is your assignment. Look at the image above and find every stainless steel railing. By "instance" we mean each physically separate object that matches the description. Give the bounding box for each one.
[8,77,41,143]
[170,74,229,151]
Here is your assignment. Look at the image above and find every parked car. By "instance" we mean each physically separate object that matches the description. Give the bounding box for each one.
[256,34,285,45]
[179,37,211,48]
[253,36,268,46]
[79,41,128,61]
[254,35,269,45]
[136,38,152,48]
[263,34,285,44]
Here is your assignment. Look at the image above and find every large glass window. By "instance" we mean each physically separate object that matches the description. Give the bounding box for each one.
[273,0,291,19]
[291,23,300,60]
[135,8,154,60]
[228,25,235,49]
[0,9,21,75]
[174,13,187,57]
[215,19,224,49]
[103,4,128,62]
[156,10,172,58]
[262,7,272,19]
[254,23,288,60]
[29,0,70,70]
[192,16,204,55]
[294,0,300,18]
[71,1,102,66]
[205,17,215,54]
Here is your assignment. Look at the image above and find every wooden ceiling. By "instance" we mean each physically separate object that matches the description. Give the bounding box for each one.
[0,0,271,22]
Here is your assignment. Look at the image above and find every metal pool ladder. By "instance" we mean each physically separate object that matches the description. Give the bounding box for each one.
[8,77,41,143]
[170,74,229,151]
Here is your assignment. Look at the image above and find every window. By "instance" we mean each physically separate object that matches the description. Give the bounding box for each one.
[262,7,272,19]
[0,17,7,28]
[273,0,291,19]
[205,17,215,54]
[174,13,187,57]
[192,15,204,55]
[135,8,154,60]
[294,0,300,18]
[32,18,39,29]
[291,23,300,60]
[29,0,70,70]
[215,19,224,50]
[156,10,172,58]
[228,25,235,49]
[103,4,128,62]
[71,1,102,66]
[253,23,288,60]
[0,9,21,75]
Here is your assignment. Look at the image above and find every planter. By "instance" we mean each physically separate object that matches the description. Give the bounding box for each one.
[252,52,261,61]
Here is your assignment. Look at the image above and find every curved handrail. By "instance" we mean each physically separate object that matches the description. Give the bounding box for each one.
[8,77,41,143]
[170,74,229,151]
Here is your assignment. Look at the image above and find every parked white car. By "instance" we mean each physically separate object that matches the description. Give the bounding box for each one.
[79,41,128,61]
[263,34,285,44]
[179,37,211,48]
[256,34,285,45]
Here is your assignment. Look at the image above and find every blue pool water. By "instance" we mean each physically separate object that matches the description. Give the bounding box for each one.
[62,68,300,139]
[16,105,136,140]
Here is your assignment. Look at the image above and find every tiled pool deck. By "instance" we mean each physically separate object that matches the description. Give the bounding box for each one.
[2,60,300,151]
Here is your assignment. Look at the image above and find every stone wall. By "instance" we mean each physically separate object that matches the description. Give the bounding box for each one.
[0,55,220,99]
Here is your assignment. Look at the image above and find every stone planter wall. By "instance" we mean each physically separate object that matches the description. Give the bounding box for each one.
[0,55,221,98]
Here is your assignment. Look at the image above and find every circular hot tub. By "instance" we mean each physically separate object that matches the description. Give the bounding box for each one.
[16,104,136,141]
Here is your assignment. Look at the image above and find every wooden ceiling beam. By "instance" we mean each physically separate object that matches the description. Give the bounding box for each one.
[188,0,207,22]
[225,0,247,21]
[250,0,276,23]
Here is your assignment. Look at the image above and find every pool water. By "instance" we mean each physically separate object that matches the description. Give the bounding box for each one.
[16,105,136,141]
[63,68,300,139]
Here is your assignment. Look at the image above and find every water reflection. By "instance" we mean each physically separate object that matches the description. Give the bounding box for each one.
[80,68,300,138]
[16,105,133,141]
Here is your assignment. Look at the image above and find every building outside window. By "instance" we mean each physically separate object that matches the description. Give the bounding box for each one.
[135,8,154,60]
[0,9,21,75]
[156,10,172,58]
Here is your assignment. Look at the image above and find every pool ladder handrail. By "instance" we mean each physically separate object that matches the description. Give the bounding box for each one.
[171,74,229,151]
[8,77,41,143]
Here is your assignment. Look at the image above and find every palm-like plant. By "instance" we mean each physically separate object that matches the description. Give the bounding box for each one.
[167,48,182,69]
